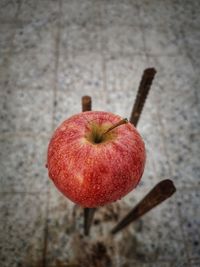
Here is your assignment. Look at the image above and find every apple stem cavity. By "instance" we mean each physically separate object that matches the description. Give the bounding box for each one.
[102,118,128,135]
[86,118,129,145]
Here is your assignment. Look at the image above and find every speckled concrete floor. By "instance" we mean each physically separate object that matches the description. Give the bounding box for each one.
[0,0,200,266]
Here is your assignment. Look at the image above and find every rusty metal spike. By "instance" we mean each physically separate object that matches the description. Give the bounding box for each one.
[130,68,156,127]
[82,95,96,236]
[111,179,176,234]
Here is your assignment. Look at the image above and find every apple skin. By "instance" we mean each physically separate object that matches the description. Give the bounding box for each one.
[47,111,146,208]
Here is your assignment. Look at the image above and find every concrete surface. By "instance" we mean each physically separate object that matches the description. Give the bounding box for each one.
[0,0,200,266]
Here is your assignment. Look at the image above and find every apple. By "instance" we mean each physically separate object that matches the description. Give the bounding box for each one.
[47,111,146,207]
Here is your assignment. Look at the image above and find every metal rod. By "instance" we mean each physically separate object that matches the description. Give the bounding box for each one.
[84,208,96,236]
[130,68,156,127]
[81,95,96,236]
[82,95,92,112]
[111,179,176,234]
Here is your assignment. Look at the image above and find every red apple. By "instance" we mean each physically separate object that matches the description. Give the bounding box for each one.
[47,111,146,207]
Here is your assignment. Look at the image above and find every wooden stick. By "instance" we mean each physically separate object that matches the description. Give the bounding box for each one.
[81,95,96,236]
[111,179,176,234]
[130,68,156,127]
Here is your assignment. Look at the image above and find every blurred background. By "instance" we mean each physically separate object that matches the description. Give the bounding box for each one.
[0,0,200,266]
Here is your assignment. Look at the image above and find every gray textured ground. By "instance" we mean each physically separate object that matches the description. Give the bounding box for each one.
[0,0,200,266]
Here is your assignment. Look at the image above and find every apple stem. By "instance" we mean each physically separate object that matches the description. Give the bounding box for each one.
[102,118,128,136]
